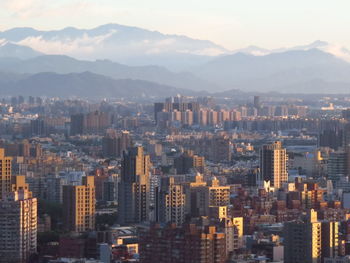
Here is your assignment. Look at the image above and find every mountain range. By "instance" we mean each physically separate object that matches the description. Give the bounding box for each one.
[0,71,197,99]
[1,24,350,95]
[0,24,227,70]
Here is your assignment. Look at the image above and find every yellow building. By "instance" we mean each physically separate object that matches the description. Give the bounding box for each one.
[0,148,12,200]
[63,176,95,232]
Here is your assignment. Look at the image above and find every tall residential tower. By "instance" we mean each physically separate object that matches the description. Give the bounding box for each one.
[260,141,288,189]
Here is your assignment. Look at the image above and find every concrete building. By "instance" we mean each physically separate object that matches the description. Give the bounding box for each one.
[63,176,96,232]
[118,146,151,224]
[284,209,321,263]
[221,217,244,255]
[139,224,227,263]
[157,176,186,225]
[321,221,339,262]
[0,148,12,200]
[328,149,350,186]
[0,176,37,263]
[260,141,288,189]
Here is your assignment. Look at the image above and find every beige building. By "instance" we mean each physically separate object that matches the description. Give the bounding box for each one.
[0,176,37,263]
[184,174,230,217]
[208,177,230,207]
[158,176,186,225]
[63,176,95,232]
[0,148,12,200]
[222,217,244,255]
[260,141,288,189]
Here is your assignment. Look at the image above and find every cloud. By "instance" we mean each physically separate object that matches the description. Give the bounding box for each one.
[16,30,116,56]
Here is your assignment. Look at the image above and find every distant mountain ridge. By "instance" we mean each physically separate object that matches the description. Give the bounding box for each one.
[2,24,350,94]
[0,71,197,99]
[0,55,216,91]
[193,49,350,93]
[0,24,228,70]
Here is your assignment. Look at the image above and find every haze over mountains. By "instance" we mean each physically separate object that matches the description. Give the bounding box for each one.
[1,23,350,96]
[0,71,196,99]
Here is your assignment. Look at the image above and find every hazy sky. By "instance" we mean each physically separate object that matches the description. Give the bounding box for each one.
[1,0,350,50]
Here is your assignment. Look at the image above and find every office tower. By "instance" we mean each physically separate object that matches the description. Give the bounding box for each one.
[0,148,12,200]
[284,209,321,263]
[260,141,288,189]
[157,176,186,225]
[321,221,339,262]
[139,224,227,263]
[63,176,95,232]
[0,176,37,263]
[118,146,151,224]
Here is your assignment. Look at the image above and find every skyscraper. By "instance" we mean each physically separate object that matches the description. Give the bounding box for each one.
[157,176,186,225]
[0,148,12,200]
[118,146,151,224]
[63,176,96,232]
[260,141,288,189]
[321,221,339,262]
[0,176,37,263]
[284,209,321,263]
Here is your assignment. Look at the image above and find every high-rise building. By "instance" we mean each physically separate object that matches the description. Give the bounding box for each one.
[70,113,85,135]
[254,96,261,109]
[0,148,12,200]
[157,176,186,225]
[284,209,321,263]
[103,174,119,205]
[102,130,132,158]
[118,146,151,224]
[328,149,350,186]
[221,217,244,254]
[260,141,288,189]
[208,177,230,207]
[184,174,230,218]
[174,150,205,174]
[0,176,37,263]
[321,221,339,262]
[63,176,95,232]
